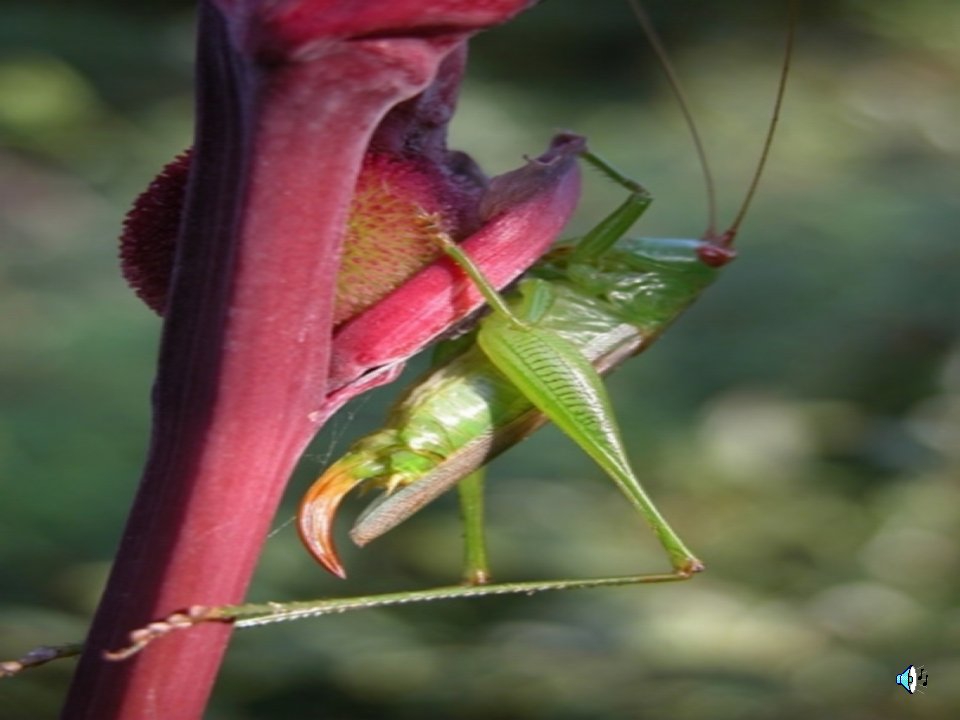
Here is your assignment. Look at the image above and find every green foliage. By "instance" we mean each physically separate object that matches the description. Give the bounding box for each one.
[2,1,958,717]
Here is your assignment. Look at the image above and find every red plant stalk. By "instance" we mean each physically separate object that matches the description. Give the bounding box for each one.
[61,1,548,717]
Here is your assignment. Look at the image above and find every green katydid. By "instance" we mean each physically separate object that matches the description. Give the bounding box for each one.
[297,0,794,583]
[299,158,711,581]
[333,176,705,578]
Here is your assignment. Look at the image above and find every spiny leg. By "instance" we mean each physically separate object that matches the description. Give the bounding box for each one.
[21,563,694,667]
[96,567,692,660]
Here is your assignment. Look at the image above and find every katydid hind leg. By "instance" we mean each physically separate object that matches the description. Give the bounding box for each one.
[474,317,703,577]
[93,568,697,660]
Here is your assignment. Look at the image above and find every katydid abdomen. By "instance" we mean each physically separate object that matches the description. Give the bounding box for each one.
[299,235,723,577]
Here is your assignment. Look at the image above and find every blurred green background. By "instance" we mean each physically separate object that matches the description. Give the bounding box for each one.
[1,1,958,718]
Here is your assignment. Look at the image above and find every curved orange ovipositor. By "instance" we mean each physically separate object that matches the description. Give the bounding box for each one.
[296,463,369,578]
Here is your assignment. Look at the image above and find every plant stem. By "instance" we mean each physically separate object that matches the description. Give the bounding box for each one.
[61,4,462,717]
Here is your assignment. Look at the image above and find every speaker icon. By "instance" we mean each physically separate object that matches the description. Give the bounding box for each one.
[897,665,929,695]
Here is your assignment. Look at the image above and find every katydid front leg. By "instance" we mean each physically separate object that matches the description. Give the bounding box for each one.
[435,228,702,577]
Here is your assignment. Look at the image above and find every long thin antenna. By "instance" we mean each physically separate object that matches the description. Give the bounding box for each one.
[628,0,797,249]
[726,0,796,240]
[627,0,718,237]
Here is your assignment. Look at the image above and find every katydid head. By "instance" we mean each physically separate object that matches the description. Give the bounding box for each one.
[627,0,795,269]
